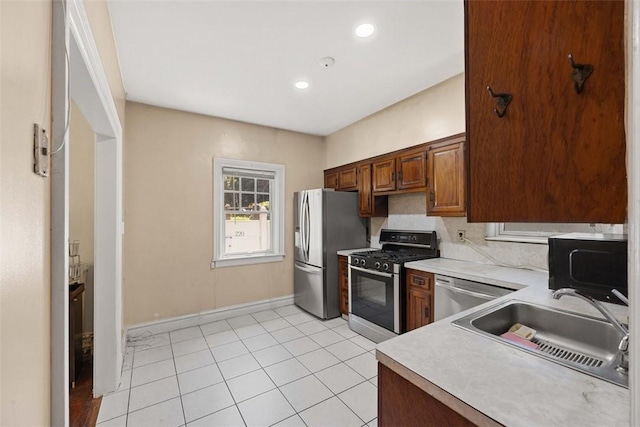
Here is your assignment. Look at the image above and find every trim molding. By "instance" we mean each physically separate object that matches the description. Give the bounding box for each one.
[626,0,639,423]
[126,295,295,337]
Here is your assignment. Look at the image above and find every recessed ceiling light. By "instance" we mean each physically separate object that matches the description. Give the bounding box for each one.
[295,81,310,89]
[355,23,375,38]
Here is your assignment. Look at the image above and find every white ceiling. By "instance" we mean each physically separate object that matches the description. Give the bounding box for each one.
[108,1,464,136]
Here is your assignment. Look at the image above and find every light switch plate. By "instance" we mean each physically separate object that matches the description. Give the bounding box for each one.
[33,123,49,177]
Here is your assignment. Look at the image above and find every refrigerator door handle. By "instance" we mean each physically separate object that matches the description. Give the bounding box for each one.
[301,193,308,262]
[304,193,311,261]
[299,194,305,261]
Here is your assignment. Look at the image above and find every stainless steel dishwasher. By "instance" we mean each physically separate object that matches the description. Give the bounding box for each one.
[434,274,514,321]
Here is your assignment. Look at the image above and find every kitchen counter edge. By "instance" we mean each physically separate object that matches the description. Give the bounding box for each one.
[376,258,630,427]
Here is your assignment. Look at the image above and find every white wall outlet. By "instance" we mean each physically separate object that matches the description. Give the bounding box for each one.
[457,230,466,242]
[33,123,49,177]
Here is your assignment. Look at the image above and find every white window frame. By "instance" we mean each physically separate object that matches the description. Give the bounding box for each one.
[485,223,625,244]
[212,157,285,268]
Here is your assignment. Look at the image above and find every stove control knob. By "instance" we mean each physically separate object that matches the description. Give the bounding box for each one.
[354,258,360,265]
[383,263,390,271]
[375,262,381,269]
[360,259,366,267]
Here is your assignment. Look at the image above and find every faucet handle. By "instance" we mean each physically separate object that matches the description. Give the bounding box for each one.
[619,335,629,352]
[612,289,629,306]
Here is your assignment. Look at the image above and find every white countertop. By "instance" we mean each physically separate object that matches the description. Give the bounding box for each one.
[376,258,630,426]
[336,248,370,256]
[404,258,548,290]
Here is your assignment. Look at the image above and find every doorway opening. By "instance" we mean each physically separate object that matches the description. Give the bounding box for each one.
[51,0,123,425]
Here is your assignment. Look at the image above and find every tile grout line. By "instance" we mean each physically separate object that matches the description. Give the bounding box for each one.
[207,317,253,427]
[124,307,376,426]
[167,330,188,427]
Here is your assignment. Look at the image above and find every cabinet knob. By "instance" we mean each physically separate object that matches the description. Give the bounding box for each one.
[568,54,594,94]
[487,86,512,118]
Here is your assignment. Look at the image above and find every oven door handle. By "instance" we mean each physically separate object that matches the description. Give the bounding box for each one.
[435,281,496,301]
[349,265,394,278]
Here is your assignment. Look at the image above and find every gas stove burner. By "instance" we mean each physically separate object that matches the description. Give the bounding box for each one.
[351,250,432,263]
[349,230,440,273]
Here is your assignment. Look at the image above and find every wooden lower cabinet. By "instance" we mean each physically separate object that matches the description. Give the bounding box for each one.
[406,269,434,331]
[407,287,432,331]
[338,255,349,315]
[378,363,477,427]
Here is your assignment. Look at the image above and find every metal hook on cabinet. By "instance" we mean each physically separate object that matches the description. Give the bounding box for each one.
[486,86,512,118]
[568,54,594,94]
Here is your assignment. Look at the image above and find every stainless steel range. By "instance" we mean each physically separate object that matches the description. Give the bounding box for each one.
[348,229,439,343]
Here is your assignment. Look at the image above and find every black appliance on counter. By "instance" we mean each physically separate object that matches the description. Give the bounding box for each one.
[348,229,440,343]
[548,233,627,304]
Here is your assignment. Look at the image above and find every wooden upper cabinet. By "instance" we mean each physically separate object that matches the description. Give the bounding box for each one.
[427,138,466,216]
[465,0,626,223]
[373,158,397,193]
[324,172,339,190]
[358,163,389,218]
[373,151,427,194]
[324,166,358,191]
[358,163,373,215]
[338,167,358,191]
[397,152,426,190]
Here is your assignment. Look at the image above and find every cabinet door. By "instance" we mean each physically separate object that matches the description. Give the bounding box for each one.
[397,152,426,190]
[324,172,338,190]
[427,141,465,216]
[358,164,373,216]
[338,167,358,191]
[338,255,349,315]
[407,287,432,331]
[372,158,396,192]
[466,0,626,223]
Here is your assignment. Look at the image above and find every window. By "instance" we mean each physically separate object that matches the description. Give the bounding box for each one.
[485,223,625,244]
[212,158,285,268]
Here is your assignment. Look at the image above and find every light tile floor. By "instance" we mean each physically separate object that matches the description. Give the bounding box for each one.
[97,305,378,427]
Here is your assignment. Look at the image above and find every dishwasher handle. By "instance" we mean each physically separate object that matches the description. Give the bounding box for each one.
[435,281,496,301]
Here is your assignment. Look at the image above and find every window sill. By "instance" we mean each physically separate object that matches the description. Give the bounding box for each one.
[484,236,548,245]
[211,253,285,268]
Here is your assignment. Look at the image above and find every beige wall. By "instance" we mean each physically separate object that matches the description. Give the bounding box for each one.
[0,1,124,424]
[326,72,548,269]
[69,101,96,332]
[324,73,466,169]
[0,2,52,424]
[123,102,324,326]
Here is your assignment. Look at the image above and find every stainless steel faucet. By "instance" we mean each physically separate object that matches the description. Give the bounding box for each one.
[552,288,629,373]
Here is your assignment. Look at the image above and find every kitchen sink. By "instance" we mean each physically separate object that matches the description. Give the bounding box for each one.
[452,299,628,388]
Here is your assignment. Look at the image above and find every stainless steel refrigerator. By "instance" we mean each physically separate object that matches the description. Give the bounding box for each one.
[294,189,367,319]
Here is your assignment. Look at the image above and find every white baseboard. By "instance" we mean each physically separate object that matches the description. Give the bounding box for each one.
[126,295,295,338]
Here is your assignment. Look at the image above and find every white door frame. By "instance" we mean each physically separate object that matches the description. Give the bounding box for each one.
[51,0,123,425]
[627,0,639,424]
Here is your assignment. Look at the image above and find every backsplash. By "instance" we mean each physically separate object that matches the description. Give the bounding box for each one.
[370,193,549,271]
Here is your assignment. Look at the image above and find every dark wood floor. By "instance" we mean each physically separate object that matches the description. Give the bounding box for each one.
[69,362,102,427]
